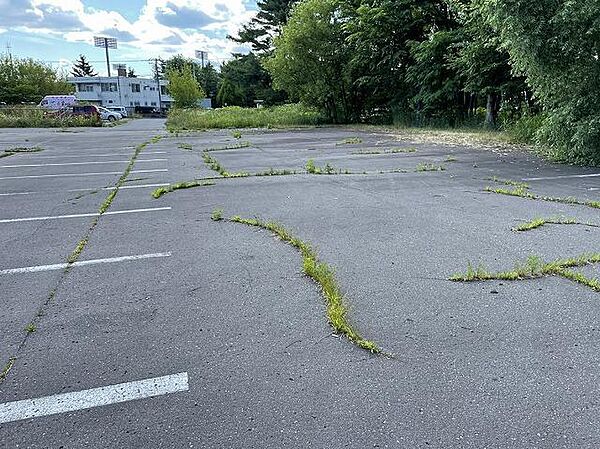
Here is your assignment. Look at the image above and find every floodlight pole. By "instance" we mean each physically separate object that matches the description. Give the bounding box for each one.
[104,38,111,77]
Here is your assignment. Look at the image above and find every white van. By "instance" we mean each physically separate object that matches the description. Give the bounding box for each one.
[39,95,77,110]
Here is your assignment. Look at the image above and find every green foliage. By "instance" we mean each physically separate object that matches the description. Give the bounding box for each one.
[211,209,224,221]
[482,0,600,164]
[152,181,215,199]
[266,0,354,122]
[166,66,206,109]
[0,55,74,104]
[167,104,325,130]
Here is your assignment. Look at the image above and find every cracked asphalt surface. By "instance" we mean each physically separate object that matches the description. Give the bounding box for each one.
[1,120,600,448]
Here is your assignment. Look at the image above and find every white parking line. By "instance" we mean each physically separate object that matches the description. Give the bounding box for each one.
[0,206,171,223]
[0,183,170,197]
[0,169,167,180]
[0,252,172,275]
[523,173,600,181]
[24,151,167,159]
[0,372,189,424]
[0,159,167,168]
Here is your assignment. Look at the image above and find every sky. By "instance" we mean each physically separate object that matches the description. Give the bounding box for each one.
[0,0,258,77]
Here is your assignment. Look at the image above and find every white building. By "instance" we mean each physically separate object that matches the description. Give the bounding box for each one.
[68,76,173,112]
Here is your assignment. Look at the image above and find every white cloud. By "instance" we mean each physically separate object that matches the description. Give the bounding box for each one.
[2,0,256,63]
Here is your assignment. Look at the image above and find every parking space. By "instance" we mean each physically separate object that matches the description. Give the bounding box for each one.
[1,122,600,447]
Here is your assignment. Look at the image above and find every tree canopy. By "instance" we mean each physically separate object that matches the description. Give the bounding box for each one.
[71,55,97,77]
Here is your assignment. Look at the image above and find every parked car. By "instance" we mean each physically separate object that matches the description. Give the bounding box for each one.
[72,105,100,119]
[97,107,122,122]
[106,106,128,118]
[39,95,77,110]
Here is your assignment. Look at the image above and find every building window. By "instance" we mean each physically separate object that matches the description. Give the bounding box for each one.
[150,102,156,106]
[160,86,167,95]
[134,101,140,106]
[78,84,94,92]
[130,102,133,106]
[149,86,156,91]
[101,83,118,92]
[131,84,140,93]
[108,99,113,104]
[144,101,148,106]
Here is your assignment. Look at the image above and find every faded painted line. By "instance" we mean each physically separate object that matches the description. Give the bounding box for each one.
[0,169,167,180]
[524,173,600,181]
[0,372,189,424]
[24,151,167,159]
[0,159,167,168]
[0,252,172,275]
[0,207,171,223]
[0,183,170,197]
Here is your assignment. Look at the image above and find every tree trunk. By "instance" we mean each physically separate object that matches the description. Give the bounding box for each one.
[485,93,499,128]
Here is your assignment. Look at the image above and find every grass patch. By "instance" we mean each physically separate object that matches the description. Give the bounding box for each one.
[0,357,15,383]
[416,162,446,172]
[337,137,363,145]
[178,142,193,151]
[306,159,351,175]
[152,180,215,198]
[167,104,325,130]
[450,253,600,292]
[211,208,224,221]
[232,130,242,139]
[255,168,298,177]
[227,215,382,354]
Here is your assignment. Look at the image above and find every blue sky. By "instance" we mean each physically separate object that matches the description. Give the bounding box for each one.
[0,0,258,77]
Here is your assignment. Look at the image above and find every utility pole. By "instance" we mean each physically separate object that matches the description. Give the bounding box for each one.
[155,58,163,113]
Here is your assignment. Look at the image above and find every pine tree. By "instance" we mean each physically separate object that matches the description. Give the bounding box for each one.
[127,67,137,78]
[71,55,97,77]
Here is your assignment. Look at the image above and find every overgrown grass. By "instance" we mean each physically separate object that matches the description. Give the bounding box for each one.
[0,107,101,128]
[152,180,215,199]
[0,146,44,158]
[450,253,600,292]
[416,162,446,172]
[167,104,326,130]
[227,215,382,353]
[205,141,251,152]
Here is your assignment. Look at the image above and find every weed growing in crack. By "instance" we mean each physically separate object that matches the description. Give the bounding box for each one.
[227,214,382,354]
[305,159,350,175]
[202,151,249,178]
[513,216,599,232]
[337,137,363,145]
[352,147,417,155]
[416,162,446,172]
[485,180,600,210]
[487,177,529,188]
[24,323,36,333]
[178,143,192,150]
[255,168,297,177]
[232,130,242,139]
[153,181,215,199]
[451,253,600,292]
[205,142,251,152]
[445,155,458,162]
[0,146,44,158]
[0,357,15,383]
[211,208,224,221]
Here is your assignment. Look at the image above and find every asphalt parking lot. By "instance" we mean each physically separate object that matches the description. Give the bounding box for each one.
[1,119,600,448]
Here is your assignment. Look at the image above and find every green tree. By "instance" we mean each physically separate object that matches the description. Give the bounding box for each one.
[216,78,244,106]
[71,55,97,77]
[0,55,73,104]
[266,0,354,122]
[127,67,137,78]
[166,66,205,109]
[197,63,221,105]
[230,0,300,53]
[482,0,600,162]
[220,53,284,107]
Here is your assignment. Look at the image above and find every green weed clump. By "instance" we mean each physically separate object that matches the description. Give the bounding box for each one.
[202,151,249,178]
[152,180,215,199]
[232,130,242,139]
[0,107,101,128]
[167,104,325,130]
[512,216,598,232]
[337,137,363,145]
[178,143,192,150]
[0,146,44,158]
[227,215,382,354]
[305,159,350,175]
[211,208,224,221]
[205,141,251,152]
